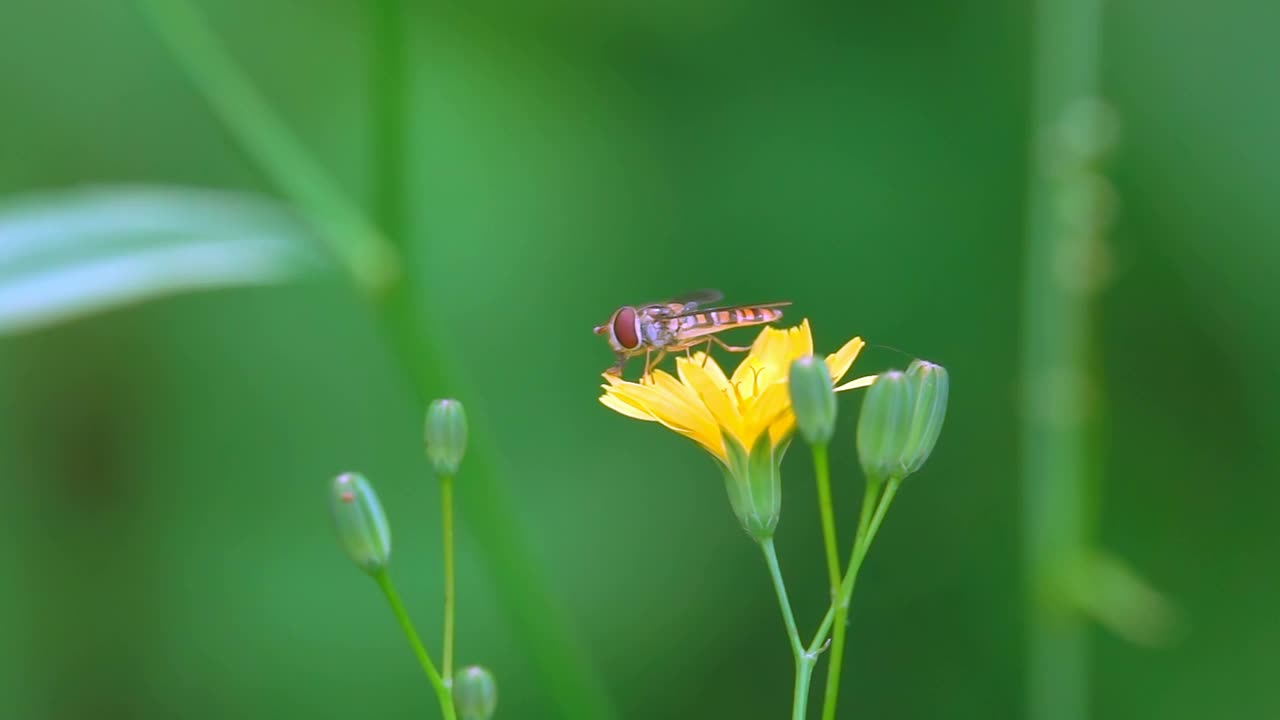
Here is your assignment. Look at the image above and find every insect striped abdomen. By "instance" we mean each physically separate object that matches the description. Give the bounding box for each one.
[672,305,786,341]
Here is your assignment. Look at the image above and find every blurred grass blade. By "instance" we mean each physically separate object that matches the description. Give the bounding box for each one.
[0,185,325,334]
[134,0,398,292]
[1069,550,1178,648]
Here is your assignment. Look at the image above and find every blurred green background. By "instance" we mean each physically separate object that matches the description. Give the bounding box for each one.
[2,0,1277,718]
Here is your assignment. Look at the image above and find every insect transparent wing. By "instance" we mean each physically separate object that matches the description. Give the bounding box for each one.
[634,289,725,318]
[666,300,792,319]
[666,288,724,307]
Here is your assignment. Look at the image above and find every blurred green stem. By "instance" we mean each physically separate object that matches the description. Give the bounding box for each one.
[440,476,456,685]
[371,0,406,241]
[760,538,814,720]
[374,571,457,720]
[1021,0,1108,717]
[133,0,396,291]
[137,2,618,716]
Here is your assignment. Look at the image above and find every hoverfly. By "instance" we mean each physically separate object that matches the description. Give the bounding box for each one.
[594,289,791,379]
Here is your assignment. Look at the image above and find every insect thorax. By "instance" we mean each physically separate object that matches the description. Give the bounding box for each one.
[639,315,679,347]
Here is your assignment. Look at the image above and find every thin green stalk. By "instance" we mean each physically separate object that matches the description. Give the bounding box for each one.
[440,476,456,685]
[811,444,842,596]
[1022,0,1107,717]
[380,287,618,720]
[133,0,397,291]
[808,604,835,656]
[761,538,815,720]
[820,477,900,720]
[370,0,406,241]
[808,477,883,646]
[137,4,619,716]
[374,571,457,720]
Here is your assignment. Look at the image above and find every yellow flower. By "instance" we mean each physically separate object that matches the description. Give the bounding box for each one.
[599,319,875,540]
[599,319,875,464]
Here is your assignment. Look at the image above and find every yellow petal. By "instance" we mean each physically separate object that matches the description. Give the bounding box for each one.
[788,320,815,360]
[760,320,815,390]
[692,436,728,462]
[678,357,742,440]
[657,421,725,460]
[743,382,793,444]
[733,325,784,389]
[689,351,734,398]
[768,413,795,446]
[604,379,715,438]
[599,392,658,421]
[834,374,878,392]
[824,336,865,384]
[648,368,702,406]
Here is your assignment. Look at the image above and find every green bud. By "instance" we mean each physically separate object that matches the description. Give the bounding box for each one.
[902,360,949,474]
[453,665,498,720]
[788,355,837,445]
[856,370,913,482]
[721,431,786,541]
[425,398,468,477]
[329,472,391,574]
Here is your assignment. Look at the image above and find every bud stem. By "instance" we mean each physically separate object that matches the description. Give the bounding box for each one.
[817,476,901,720]
[373,570,457,720]
[811,444,843,598]
[440,475,457,687]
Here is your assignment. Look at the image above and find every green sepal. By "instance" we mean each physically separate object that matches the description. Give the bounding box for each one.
[720,430,786,540]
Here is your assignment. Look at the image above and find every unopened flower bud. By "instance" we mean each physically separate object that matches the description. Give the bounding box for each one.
[902,360,949,474]
[789,356,837,445]
[856,370,913,482]
[425,399,468,477]
[453,665,497,720]
[329,472,391,574]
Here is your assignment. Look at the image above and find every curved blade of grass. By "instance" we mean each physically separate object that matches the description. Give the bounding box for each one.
[0,185,324,334]
[133,0,398,293]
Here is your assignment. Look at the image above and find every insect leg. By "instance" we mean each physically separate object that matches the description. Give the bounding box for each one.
[709,335,753,353]
[644,349,667,380]
[700,338,713,367]
[605,354,626,377]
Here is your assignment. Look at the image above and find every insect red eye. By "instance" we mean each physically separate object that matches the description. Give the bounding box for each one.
[613,307,639,350]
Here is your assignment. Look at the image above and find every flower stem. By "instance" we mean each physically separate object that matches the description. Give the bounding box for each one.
[440,476,456,686]
[760,538,815,720]
[811,444,842,598]
[819,477,899,720]
[374,570,457,720]
[760,538,804,658]
[792,656,815,720]
[442,474,458,681]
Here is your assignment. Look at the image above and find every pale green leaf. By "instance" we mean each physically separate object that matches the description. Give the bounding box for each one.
[0,185,327,334]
